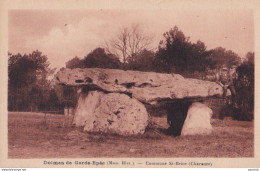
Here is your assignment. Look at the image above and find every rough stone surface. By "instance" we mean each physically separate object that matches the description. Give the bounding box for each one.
[55,68,224,104]
[181,102,213,136]
[73,91,149,135]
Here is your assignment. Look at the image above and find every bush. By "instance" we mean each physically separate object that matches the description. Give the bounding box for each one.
[233,61,254,121]
[220,104,253,121]
[219,55,254,121]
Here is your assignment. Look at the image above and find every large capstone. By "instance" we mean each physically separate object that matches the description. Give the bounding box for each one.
[73,90,149,135]
[55,68,224,105]
[181,102,213,136]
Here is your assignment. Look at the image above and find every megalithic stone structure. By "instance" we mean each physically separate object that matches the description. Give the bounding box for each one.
[55,68,225,135]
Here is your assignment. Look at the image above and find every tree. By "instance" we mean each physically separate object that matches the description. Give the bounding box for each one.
[220,51,254,121]
[156,26,215,73]
[66,56,84,69]
[245,52,254,65]
[8,50,50,111]
[209,47,241,69]
[232,52,254,121]
[83,47,122,69]
[127,49,156,71]
[47,89,60,111]
[105,24,154,68]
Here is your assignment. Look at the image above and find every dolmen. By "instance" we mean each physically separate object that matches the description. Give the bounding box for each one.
[55,68,225,136]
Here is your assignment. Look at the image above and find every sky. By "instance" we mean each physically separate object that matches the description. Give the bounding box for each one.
[8,9,254,69]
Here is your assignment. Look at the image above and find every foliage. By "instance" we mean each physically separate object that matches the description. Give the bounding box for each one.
[245,52,254,65]
[47,89,60,111]
[8,51,49,111]
[83,48,122,69]
[232,52,254,121]
[156,26,215,73]
[66,56,84,69]
[8,50,64,112]
[219,52,254,121]
[209,47,241,69]
[126,49,156,71]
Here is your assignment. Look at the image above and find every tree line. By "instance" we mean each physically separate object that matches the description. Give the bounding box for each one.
[66,26,242,75]
[8,50,77,112]
[8,26,254,120]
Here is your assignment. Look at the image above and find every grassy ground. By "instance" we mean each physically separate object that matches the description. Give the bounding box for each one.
[8,112,254,158]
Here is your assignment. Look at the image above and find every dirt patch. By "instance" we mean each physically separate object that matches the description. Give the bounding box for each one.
[8,112,254,158]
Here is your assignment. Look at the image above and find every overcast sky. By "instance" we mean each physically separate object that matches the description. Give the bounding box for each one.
[8,10,254,69]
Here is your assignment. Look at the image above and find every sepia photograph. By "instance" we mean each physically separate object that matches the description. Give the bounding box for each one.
[1,0,260,168]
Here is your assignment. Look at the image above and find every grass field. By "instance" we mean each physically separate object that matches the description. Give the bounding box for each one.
[8,112,254,158]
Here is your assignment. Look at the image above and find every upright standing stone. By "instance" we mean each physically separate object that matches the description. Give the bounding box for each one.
[73,91,149,135]
[181,102,213,136]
